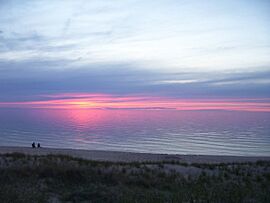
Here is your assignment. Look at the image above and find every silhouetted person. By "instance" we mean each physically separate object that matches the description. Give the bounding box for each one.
[37,143,41,148]
[32,142,36,148]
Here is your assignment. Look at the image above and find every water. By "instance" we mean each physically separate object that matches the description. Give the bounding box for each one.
[0,108,269,156]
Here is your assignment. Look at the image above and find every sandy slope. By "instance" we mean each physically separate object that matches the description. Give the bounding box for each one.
[0,146,269,163]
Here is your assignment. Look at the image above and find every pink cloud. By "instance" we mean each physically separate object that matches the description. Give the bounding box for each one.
[0,93,270,112]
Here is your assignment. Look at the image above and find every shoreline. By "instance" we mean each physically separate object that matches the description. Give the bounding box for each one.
[1,146,270,163]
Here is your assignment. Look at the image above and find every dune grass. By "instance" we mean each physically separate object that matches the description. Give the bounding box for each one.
[0,153,269,202]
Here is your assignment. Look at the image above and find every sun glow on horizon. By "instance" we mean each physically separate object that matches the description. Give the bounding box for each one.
[0,93,270,112]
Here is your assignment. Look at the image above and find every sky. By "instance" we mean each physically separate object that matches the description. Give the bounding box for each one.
[0,0,270,111]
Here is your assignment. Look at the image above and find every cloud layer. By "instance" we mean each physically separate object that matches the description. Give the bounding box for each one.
[0,0,269,109]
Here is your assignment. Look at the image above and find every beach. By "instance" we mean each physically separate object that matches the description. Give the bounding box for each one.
[1,146,269,163]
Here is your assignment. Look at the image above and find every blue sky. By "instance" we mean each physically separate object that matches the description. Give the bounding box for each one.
[0,0,270,102]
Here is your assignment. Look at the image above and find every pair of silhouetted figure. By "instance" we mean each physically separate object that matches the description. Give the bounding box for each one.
[32,142,41,148]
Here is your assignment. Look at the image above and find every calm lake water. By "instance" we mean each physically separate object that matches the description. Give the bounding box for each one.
[0,109,269,156]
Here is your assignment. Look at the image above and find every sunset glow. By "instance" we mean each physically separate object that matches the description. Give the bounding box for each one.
[1,93,269,112]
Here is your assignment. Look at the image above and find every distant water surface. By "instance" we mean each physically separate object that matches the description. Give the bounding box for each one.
[0,109,269,156]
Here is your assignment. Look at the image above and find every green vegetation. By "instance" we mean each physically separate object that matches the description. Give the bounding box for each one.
[0,153,269,203]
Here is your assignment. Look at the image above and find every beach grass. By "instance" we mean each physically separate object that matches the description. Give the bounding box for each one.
[0,153,270,202]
